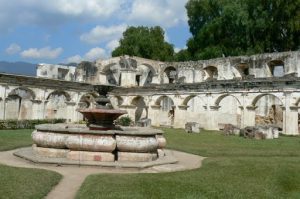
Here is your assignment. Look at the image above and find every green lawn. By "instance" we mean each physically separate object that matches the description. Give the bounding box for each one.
[77,129,300,199]
[0,164,62,199]
[0,129,61,199]
[0,129,32,151]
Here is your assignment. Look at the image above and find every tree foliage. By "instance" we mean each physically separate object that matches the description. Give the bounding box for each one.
[186,0,300,60]
[112,26,174,61]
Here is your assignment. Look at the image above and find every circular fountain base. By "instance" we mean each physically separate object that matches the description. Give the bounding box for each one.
[24,124,170,165]
[14,147,178,169]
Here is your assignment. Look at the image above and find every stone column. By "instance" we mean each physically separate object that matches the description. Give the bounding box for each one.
[173,105,189,128]
[0,97,3,120]
[98,72,107,84]
[283,106,299,135]
[66,102,77,122]
[42,100,48,119]
[120,69,136,87]
[243,106,256,127]
[31,100,43,119]
[148,105,161,126]
[208,105,220,130]
[282,92,299,135]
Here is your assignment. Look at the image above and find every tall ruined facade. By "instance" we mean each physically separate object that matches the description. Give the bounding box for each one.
[1,51,300,135]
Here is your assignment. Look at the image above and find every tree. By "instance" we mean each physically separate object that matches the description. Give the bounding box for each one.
[112,26,174,61]
[186,0,300,60]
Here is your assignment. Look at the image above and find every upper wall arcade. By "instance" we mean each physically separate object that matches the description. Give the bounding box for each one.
[37,51,300,87]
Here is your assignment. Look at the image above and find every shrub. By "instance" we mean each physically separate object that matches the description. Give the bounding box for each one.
[115,116,133,126]
[0,119,66,130]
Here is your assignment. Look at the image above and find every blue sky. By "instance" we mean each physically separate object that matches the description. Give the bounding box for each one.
[0,0,191,64]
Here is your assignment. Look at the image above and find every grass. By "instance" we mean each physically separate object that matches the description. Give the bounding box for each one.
[76,128,300,199]
[0,129,33,151]
[0,164,62,199]
[0,129,61,199]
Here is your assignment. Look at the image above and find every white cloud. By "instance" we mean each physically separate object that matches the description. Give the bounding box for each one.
[20,47,63,59]
[84,47,107,61]
[5,43,21,55]
[0,0,125,31]
[127,0,188,28]
[66,55,82,63]
[80,24,127,45]
[106,40,120,52]
[66,47,108,63]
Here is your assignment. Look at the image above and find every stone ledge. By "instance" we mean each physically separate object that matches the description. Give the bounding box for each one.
[14,147,178,169]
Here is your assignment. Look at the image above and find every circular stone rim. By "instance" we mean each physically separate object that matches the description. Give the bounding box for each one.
[35,124,164,135]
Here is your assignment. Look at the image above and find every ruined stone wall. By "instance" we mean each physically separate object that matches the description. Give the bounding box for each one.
[0,73,95,122]
[37,64,77,81]
[91,51,299,87]
[110,77,300,135]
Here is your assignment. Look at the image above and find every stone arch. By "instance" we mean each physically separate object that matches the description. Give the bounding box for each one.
[7,87,35,100]
[136,64,156,86]
[45,90,71,120]
[110,96,124,107]
[233,63,250,78]
[182,95,206,106]
[251,94,283,107]
[214,94,242,107]
[252,93,284,129]
[162,66,177,84]
[215,94,242,128]
[155,95,175,126]
[203,65,218,80]
[267,60,285,77]
[5,87,36,120]
[47,90,71,102]
[78,92,99,109]
[131,96,147,122]
[102,63,121,85]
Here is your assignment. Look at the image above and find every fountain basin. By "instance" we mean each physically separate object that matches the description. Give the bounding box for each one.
[32,124,166,162]
[77,109,127,130]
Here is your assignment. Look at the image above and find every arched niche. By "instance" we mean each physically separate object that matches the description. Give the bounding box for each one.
[215,94,242,128]
[252,94,284,129]
[78,93,99,109]
[234,63,250,77]
[155,96,175,126]
[5,87,36,120]
[268,60,285,77]
[102,63,121,85]
[136,64,155,86]
[131,96,148,122]
[203,66,218,80]
[46,91,71,120]
[162,66,177,84]
[110,96,124,109]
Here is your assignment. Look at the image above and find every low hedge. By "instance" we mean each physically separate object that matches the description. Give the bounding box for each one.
[0,119,66,130]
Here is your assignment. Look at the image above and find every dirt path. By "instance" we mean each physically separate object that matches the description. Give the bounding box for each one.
[0,149,205,199]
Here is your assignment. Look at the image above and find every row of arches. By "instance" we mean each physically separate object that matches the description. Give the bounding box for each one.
[102,58,286,86]
[1,87,100,121]
[115,93,287,130]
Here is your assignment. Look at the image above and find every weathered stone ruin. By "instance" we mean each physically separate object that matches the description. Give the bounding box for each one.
[1,51,300,135]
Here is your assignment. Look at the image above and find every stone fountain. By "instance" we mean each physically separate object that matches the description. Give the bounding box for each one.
[15,94,173,166]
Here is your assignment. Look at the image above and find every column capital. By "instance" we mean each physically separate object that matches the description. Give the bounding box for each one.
[178,105,189,110]
[150,105,161,110]
[246,105,257,110]
[119,105,136,109]
[210,105,220,111]
[31,99,42,103]
[289,106,300,111]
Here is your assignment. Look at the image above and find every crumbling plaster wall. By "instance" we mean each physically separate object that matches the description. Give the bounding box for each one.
[90,51,299,87]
